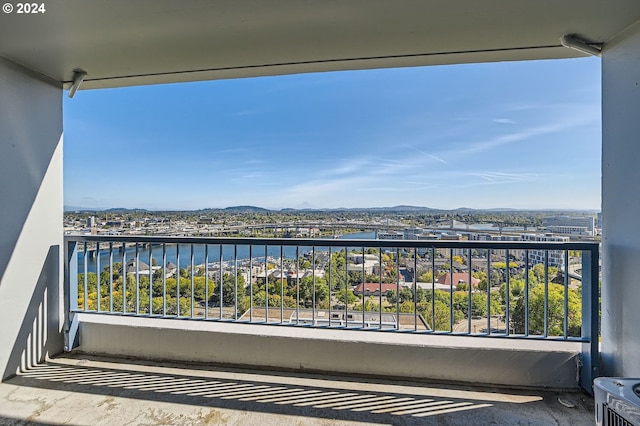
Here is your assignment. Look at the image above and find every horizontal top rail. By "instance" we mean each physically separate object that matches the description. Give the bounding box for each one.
[65,234,599,251]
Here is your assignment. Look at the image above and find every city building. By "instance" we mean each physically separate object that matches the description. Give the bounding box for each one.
[543,215,596,236]
[376,231,403,240]
[520,233,570,267]
[545,225,592,236]
[436,273,480,288]
[352,282,399,296]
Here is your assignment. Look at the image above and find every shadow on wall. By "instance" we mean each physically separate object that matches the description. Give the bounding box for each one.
[0,57,62,288]
[2,245,61,381]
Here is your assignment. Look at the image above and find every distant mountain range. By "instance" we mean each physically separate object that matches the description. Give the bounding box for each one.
[64,204,597,214]
[64,206,149,213]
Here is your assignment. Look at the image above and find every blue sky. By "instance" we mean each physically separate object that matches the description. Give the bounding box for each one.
[63,57,601,211]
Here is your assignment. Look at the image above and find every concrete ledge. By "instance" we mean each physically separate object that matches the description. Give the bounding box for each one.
[76,314,580,390]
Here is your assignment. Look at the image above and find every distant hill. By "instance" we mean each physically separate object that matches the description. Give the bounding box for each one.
[224,205,271,213]
[103,207,149,213]
[64,205,102,212]
[65,205,598,215]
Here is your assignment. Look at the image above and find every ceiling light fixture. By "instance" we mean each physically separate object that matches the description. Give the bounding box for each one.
[68,69,87,98]
[560,34,602,57]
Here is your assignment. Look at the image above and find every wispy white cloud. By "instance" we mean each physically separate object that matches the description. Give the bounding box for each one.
[241,173,264,179]
[446,108,599,157]
[326,158,372,176]
[493,118,515,124]
[406,145,449,165]
[470,171,543,183]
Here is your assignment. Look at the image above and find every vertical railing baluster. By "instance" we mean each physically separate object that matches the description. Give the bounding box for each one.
[524,249,529,336]
[265,245,269,323]
[148,243,153,315]
[449,248,454,333]
[109,242,113,313]
[544,250,549,337]
[176,244,180,317]
[248,245,252,322]
[467,247,472,334]
[162,243,166,317]
[312,246,316,326]
[122,243,127,314]
[135,243,139,315]
[431,247,435,332]
[96,242,100,312]
[191,244,195,318]
[396,248,400,330]
[328,247,332,327]
[362,246,366,328]
[234,244,238,321]
[563,249,569,339]
[378,248,383,329]
[296,246,300,325]
[219,244,223,319]
[83,242,88,311]
[345,247,348,328]
[205,244,209,320]
[505,248,510,336]
[280,245,284,324]
[413,248,417,331]
[487,249,491,335]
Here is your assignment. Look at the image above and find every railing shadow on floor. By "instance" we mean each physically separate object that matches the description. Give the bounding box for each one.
[3,354,566,425]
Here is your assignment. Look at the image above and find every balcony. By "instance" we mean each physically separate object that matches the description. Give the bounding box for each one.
[56,235,598,392]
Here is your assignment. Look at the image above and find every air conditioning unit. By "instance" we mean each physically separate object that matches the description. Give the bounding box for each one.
[595,377,640,426]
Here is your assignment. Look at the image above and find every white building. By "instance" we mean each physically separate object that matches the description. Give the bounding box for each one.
[543,216,596,236]
[520,233,570,267]
[377,231,403,240]
[545,225,591,236]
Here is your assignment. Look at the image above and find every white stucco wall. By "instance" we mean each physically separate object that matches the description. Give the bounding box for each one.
[601,21,640,377]
[0,57,64,380]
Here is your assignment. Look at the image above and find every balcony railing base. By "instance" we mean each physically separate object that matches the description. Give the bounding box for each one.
[74,313,582,391]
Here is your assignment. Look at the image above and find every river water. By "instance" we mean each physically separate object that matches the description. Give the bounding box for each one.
[77,231,376,273]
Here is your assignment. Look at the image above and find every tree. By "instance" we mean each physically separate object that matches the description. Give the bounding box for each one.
[336,288,357,305]
[353,299,381,312]
[418,270,433,282]
[418,300,460,331]
[209,273,246,307]
[511,283,581,336]
[385,289,397,304]
[297,276,329,307]
[325,251,348,291]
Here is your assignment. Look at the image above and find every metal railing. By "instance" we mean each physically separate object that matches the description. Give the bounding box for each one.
[63,235,600,390]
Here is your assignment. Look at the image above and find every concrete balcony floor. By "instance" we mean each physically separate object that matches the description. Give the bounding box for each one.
[0,354,593,425]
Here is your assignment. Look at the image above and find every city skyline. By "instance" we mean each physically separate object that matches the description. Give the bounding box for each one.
[64,57,601,211]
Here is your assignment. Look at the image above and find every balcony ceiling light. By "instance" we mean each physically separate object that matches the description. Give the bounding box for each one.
[560,34,602,57]
[68,69,87,98]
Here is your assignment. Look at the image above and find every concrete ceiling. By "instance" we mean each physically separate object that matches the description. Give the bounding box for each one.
[1,0,639,90]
